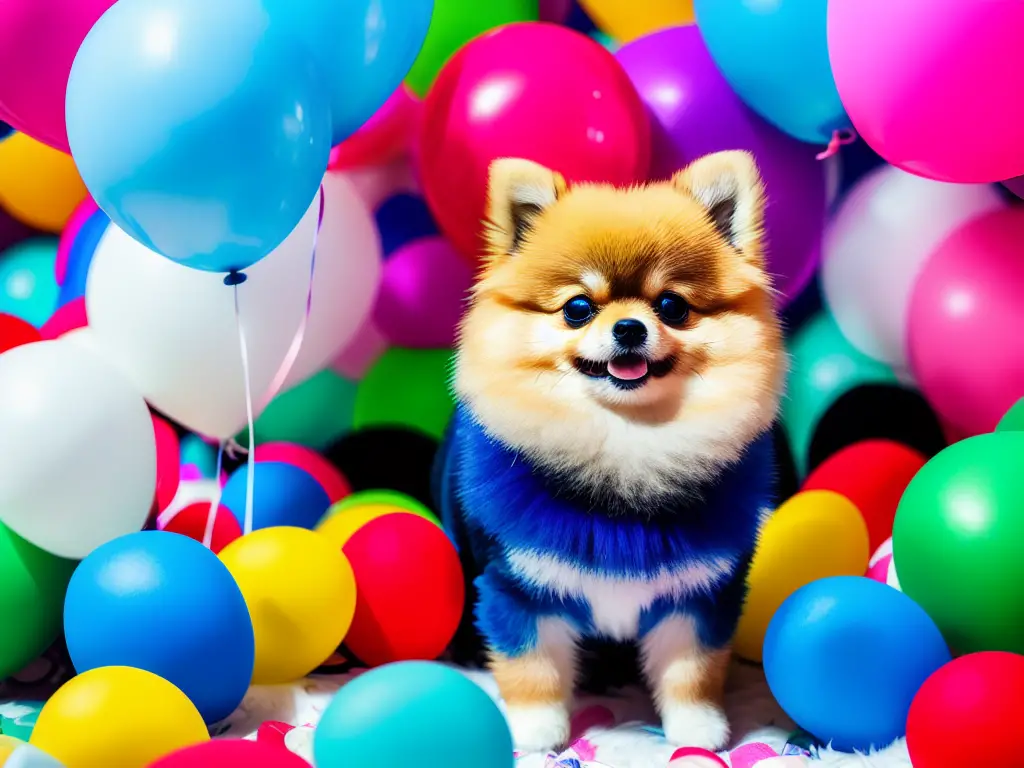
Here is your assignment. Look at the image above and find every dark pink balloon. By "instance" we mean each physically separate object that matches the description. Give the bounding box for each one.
[329,85,421,170]
[615,26,826,304]
[1004,176,1024,199]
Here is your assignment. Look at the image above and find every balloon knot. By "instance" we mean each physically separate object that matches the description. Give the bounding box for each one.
[816,128,858,160]
[224,270,247,286]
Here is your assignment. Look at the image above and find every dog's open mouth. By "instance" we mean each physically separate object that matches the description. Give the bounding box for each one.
[574,353,676,390]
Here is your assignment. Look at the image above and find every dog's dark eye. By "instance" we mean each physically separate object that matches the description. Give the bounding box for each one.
[654,292,690,326]
[563,296,596,328]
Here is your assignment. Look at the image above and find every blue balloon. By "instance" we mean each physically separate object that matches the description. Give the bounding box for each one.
[64,531,255,724]
[764,576,951,752]
[314,661,513,768]
[266,0,434,145]
[0,123,12,142]
[220,461,330,531]
[375,193,439,258]
[694,0,848,145]
[0,238,59,328]
[65,0,332,273]
[56,208,109,308]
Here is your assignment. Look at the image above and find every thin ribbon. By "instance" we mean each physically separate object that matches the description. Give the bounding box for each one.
[201,441,227,548]
[219,185,325,539]
[815,128,858,160]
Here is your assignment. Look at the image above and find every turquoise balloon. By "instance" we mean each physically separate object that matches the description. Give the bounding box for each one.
[265,0,434,146]
[0,238,59,328]
[314,662,513,768]
[65,0,332,273]
[783,311,898,476]
[694,0,849,145]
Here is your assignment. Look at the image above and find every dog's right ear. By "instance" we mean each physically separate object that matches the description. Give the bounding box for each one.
[485,158,566,256]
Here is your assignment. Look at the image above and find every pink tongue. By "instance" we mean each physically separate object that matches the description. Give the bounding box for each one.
[607,357,649,381]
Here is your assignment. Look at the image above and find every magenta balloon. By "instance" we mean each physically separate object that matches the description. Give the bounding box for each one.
[539,0,573,23]
[615,26,826,304]
[908,208,1024,437]
[1004,177,1024,200]
[374,235,473,349]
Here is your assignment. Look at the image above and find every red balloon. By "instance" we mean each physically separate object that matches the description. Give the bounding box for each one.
[148,739,308,768]
[159,502,242,555]
[0,313,40,354]
[907,652,1024,768]
[342,512,464,667]
[418,22,650,260]
[802,439,925,552]
[151,415,181,515]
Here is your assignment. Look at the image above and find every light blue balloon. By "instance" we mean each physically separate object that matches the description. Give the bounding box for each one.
[265,0,434,146]
[314,662,513,768]
[0,239,59,328]
[694,0,848,145]
[65,0,332,274]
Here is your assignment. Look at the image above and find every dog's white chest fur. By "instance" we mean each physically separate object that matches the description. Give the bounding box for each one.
[506,550,735,640]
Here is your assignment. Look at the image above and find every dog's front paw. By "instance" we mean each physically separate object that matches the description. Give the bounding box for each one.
[662,701,730,751]
[506,703,570,754]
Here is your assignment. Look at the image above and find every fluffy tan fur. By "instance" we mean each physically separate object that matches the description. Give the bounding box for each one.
[456,151,786,500]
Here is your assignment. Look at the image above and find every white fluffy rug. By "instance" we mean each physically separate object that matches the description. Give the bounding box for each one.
[220,661,912,767]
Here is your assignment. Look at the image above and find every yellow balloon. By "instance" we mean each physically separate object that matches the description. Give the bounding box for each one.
[317,505,417,549]
[578,0,694,42]
[733,490,870,662]
[0,736,24,765]
[30,666,209,768]
[0,133,88,233]
[219,526,356,684]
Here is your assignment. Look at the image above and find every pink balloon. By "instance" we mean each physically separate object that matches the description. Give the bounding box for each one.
[0,0,117,152]
[329,85,421,170]
[1004,177,1024,199]
[828,0,1024,183]
[374,236,473,348]
[253,442,350,504]
[56,196,99,285]
[908,208,1024,436]
[39,297,88,340]
[152,414,181,514]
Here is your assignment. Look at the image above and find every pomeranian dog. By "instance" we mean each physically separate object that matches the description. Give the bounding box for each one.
[434,151,786,754]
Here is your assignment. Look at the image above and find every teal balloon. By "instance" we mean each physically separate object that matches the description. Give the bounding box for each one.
[0,238,59,328]
[65,0,332,273]
[783,311,898,476]
[694,0,848,145]
[266,0,434,146]
[314,662,513,768]
[179,434,221,480]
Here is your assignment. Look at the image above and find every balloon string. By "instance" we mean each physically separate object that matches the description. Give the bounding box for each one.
[257,184,325,412]
[815,128,858,160]
[233,282,256,536]
[201,441,226,549]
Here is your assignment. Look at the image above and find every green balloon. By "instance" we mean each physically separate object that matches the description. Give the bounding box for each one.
[996,396,1024,432]
[238,368,357,450]
[782,311,898,477]
[404,0,539,97]
[354,347,455,440]
[325,489,440,526]
[0,523,77,679]
[893,431,1024,655]
[590,30,619,52]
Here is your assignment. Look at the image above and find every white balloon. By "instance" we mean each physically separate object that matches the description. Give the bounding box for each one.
[0,339,156,559]
[821,166,1005,372]
[86,178,380,438]
[284,171,381,390]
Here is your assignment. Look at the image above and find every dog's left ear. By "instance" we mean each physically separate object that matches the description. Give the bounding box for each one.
[672,150,765,261]
[486,158,567,257]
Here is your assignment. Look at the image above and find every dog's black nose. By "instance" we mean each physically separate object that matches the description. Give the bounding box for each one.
[612,318,648,348]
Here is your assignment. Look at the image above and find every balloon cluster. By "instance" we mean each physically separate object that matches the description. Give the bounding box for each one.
[2,0,1024,767]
